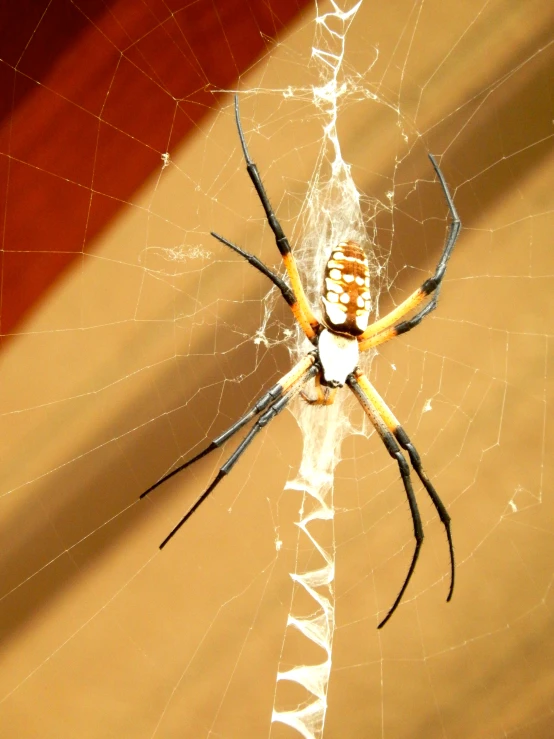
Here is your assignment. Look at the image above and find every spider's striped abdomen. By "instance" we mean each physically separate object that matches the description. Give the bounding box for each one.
[321,240,371,336]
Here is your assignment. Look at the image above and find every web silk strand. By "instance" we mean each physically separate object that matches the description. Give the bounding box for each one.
[271,3,364,737]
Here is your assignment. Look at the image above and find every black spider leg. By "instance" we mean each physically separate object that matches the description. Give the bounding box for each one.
[233,94,293,262]
[157,363,319,549]
[354,373,455,605]
[210,231,296,309]
[347,374,424,629]
[233,95,319,339]
[394,154,461,338]
[140,355,317,503]
[393,427,455,602]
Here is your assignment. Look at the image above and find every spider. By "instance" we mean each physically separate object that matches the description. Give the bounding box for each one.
[141,96,461,628]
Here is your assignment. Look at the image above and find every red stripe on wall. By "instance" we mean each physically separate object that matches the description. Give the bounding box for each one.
[0,0,311,338]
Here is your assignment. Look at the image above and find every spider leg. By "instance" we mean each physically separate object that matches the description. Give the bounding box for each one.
[158,362,319,549]
[347,372,423,628]
[358,154,461,352]
[353,370,454,602]
[140,355,316,503]
[300,374,337,405]
[234,95,320,341]
[211,232,316,344]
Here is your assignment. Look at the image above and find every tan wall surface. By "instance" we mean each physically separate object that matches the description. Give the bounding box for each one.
[1,2,553,737]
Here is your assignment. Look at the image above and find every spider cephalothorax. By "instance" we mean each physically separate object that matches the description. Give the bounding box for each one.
[141,96,461,628]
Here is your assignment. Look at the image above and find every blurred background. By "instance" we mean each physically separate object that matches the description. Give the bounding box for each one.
[0,1,553,737]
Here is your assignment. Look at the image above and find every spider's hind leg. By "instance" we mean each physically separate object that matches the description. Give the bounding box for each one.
[157,359,319,549]
[348,372,424,628]
[347,369,454,628]
[140,355,318,548]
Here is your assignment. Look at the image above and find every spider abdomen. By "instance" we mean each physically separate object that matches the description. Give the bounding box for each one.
[321,240,371,336]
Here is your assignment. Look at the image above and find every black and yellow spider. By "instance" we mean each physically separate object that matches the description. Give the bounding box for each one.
[141,96,460,628]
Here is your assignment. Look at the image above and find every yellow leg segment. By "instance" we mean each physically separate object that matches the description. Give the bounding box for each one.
[279,354,317,394]
[358,286,427,343]
[283,253,319,339]
[354,370,399,431]
[358,325,399,352]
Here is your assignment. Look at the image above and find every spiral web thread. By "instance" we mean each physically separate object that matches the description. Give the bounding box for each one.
[270,3,369,737]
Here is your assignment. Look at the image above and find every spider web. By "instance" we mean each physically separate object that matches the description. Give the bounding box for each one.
[1,1,553,738]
